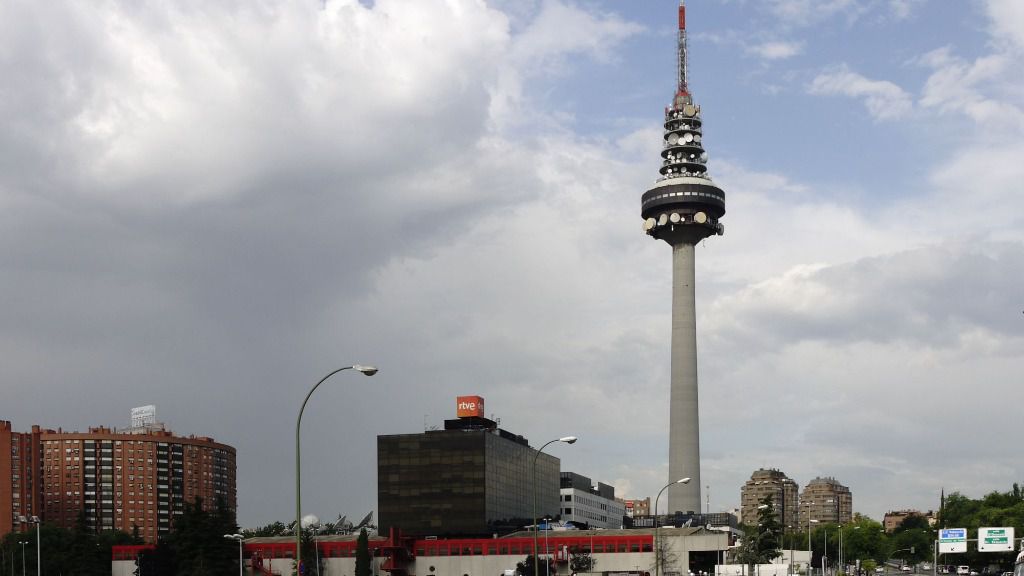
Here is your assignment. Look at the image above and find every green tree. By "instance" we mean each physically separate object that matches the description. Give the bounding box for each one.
[934,486,1024,572]
[0,517,136,576]
[244,521,289,538]
[570,549,597,573]
[756,495,783,563]
[839,518,887,566]
[137,496,238,576]
[355,528,372,576]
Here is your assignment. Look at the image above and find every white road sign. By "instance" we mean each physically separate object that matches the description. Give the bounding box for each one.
[979,527,1014,552]
[939,528,967,553]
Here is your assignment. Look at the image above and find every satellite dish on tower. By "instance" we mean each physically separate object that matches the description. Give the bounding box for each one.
[683,104,697,117]
[694,212,708,224]
[667,133,680,145]
[643,218,656,231]
[683,133,694,143]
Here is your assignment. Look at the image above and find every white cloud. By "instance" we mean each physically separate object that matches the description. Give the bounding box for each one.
[808,65,913,120]
[766,0,863,27]
[1,0,511,207]
[490,0,643,129]
[888,0,925,20]
[917,47,1024,131]
[985,0,1024,51]
[746,40,804,61]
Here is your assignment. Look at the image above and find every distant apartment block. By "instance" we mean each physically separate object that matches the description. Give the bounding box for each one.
[620,497,650,518]
[740,469,799,528]
[883,509,935,532]
[1,410,236,543]
[560,472,625,529]
[798,477,852,527]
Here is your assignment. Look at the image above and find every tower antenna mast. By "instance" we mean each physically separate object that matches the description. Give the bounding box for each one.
[677,1,690,101]
[640,0,726,515]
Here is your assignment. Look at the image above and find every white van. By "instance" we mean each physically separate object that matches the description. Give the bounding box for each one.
[957,567,971,575]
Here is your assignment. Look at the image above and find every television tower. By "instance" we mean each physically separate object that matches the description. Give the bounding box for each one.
[641,0,726,514]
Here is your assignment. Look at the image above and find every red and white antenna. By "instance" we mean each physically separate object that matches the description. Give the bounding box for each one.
[676,0,690,105]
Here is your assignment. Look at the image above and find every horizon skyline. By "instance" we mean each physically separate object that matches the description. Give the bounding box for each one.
[2,0,1021,529]
[0,410,966,528]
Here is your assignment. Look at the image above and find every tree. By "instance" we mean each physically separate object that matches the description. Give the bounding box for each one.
[935,486,1024,572]
[755,495,783,564]
[840,518,887,566]
[736,495,785,573]
[516,554,558,576]
[654,533,683,576]
[570,549,597,573]
[136,496,239,576]
[0,516,137,576]
[244,521,289,538]
[355,528,372,576]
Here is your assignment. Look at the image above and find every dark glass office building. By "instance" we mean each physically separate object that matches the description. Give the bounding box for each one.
[377,416,560,537]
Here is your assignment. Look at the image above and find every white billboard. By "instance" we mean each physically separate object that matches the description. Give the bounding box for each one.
[131,405,157,428]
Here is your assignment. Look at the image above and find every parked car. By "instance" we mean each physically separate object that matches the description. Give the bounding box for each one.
[902,567,912,573]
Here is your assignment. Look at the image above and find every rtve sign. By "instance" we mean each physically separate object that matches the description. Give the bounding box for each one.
[457,395,485,418]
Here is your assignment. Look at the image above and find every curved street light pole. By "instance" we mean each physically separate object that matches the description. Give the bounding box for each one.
[808,519,820,576]
[224,534,244,576]
[655,478,691,576]
[17,516,39,576]
[533,436,577,576]
[296,365,378,573]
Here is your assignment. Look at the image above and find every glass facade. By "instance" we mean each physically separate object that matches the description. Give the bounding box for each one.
[378,429,559,537]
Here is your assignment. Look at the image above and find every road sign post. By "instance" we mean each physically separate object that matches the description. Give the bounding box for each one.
[939,529,967,554]
[978,528,1015,552]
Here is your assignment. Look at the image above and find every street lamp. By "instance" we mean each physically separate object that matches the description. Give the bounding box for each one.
[809,519,820,576]
[533,436,577,576]
[295,364,378,572]
[19,541,26,576]
[544,516,552,576]
[655,478,691,576]
[224,534,245,576]
[17,516,39,576]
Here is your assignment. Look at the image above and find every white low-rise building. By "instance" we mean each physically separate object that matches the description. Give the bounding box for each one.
[559,472,626,530]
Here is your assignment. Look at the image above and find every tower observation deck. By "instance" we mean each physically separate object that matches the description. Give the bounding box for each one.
[640,0,726,515]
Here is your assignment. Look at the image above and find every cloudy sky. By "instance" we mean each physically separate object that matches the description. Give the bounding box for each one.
[3,0,1023,528]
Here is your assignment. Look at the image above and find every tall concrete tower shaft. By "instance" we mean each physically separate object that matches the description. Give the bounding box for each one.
[640,0,725,514]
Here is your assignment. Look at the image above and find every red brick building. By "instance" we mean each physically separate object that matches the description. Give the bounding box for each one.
[2,420,235,543]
